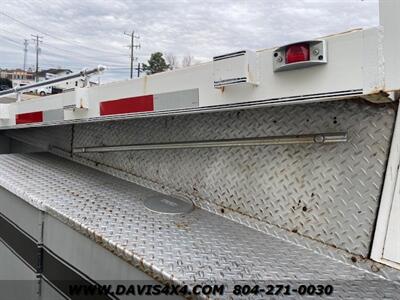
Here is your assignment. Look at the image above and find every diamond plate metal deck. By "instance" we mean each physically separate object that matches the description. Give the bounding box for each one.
[5,125,73,153]
[4,100,397,258]
[69,100,395,257]
[0,153,398,299]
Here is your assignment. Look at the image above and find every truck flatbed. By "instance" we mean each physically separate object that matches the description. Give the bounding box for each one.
[0,153,398,298]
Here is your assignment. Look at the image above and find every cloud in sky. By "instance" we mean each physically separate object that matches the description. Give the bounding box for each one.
[0,0,379,82]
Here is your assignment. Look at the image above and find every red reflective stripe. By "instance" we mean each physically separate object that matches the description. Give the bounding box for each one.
[100,95,154,116]
[16,111,43,124]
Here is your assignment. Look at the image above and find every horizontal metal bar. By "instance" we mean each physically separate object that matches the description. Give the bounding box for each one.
[0,90,362,130]
[73,132,347,153]
[0,66,106,98]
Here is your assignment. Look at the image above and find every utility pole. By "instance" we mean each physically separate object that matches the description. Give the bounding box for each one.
[23,39,28,71]
[31,34,43,82]
[134,63,143,78]
[124,31,140,79]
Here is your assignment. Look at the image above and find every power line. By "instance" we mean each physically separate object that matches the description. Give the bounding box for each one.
[0,31,148,75]
[124,30,140,79]
[0,27,27,39]
[42,44,124,61]
[0,27,129,62]
[37,46,130,69]
[0,35,21,47]
[0,28,126,61]
[0,20,152,73]
[0,11,126,56]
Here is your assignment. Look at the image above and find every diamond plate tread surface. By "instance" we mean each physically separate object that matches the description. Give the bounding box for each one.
[69,100,396,257]
[0,153,398,299]
[5,125,73,152]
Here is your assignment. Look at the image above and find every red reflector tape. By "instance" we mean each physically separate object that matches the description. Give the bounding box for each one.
[16,111,43,124]
[100,95,154,116]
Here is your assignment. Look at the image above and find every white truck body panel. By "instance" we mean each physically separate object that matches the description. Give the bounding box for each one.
[0,26,397,129]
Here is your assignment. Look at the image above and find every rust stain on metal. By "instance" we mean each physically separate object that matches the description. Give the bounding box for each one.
[371,264,381,273]
[213,202,372,262]
[175,221,190,231]
[362,91,393,104]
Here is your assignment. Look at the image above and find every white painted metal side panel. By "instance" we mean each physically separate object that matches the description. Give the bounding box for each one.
[43,215,153,281]
[103,29,365,108]
[0,186,42,241]
[371,105,400,269]
[362,27,384,94]
[380,0,400,91]
[0,242,38,300]
[43,215,182,300]
[382,172,400,263]
[39,280,65,300]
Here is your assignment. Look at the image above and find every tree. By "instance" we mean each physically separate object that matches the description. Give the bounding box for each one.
[165,53,179,70]
[182,55,194,68]
[142,52,170,74]
[0,78,12,88]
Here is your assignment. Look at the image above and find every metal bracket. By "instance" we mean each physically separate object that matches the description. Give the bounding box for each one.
[74,87,90,110]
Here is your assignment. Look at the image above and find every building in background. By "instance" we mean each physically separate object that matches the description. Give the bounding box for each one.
[36,68,73,82]
[0,68,34,88]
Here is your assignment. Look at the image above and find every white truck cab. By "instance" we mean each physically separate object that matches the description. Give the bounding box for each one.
[36,86,54,96]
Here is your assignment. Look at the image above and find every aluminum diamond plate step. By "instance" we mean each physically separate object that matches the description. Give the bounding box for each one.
[0,153,398,299]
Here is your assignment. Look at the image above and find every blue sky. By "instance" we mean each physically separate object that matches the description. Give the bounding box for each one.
[0,0,379,82]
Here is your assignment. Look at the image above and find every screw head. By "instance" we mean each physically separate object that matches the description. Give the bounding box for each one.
[313,49,320,55]
[314,135,325,143]
[276,56,283,63]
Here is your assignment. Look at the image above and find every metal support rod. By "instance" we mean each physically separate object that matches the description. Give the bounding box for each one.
[73,132,347,154]
[0,65,106,98]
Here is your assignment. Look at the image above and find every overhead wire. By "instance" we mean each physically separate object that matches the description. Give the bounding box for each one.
[0,11,127,56]
[0,33,23,46]
[0,27,128,61]
[0,31,132,69]
[0,12,146,79]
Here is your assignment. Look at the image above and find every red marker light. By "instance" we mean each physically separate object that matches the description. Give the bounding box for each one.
[285,43,310,64]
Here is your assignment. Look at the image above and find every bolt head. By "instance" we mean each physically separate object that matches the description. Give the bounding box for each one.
[314,135,325,143]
